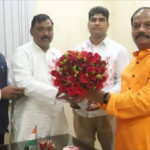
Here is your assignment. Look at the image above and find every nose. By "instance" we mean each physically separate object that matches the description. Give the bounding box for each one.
[138,25,146,32]
[95,19,100,25]
[43,30,49,35]
[41,28,49,36]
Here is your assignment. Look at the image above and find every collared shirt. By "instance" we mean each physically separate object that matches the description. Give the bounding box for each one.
[74,37,129,118]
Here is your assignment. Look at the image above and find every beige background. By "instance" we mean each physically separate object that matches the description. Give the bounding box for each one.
[35,0,150,56]
[5,1,150,150]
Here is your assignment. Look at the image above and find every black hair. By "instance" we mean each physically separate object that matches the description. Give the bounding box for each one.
[31,14,53,29]
[131,7,150,25]
[88,6,109,22]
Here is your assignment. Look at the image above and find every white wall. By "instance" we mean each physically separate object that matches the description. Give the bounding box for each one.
[35,0,110,52]
[35,1,150,56]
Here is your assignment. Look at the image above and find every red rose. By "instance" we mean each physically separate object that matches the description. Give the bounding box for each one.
[93,53,101,62]
[59,84,66,93]
[86,52,93,60]
[76,87,86,96]
[95,68,102,74]
[54,79,62,86]
[101,61,107,66]
[51,70,60,77]
[87,82,95,89]
[86,66,93,74]
[67,75,76,83]
[101,67,106,74]
[80,74,88,84]
[101,75,107,82]
[90,75,96,81]
[96,83,103,90]
[80,51,88,58]
[67,87,77,96]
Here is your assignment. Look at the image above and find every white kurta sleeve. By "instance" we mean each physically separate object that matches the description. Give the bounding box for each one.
[12,48,57,105]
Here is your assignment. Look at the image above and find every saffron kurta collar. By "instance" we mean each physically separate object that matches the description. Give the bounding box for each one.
[133,49,150,60]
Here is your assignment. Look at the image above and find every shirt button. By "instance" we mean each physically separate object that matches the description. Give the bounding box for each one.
[128,87,131,90]
[132,74,135,77]
[136,61,139,64]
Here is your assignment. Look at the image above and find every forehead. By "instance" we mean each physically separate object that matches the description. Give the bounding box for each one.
[133,9,150,23]
[34,19,53,28]
[91,13,106,18]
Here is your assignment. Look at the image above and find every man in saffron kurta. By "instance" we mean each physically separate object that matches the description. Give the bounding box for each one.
[106,49,150,150]
[81,7,150,150]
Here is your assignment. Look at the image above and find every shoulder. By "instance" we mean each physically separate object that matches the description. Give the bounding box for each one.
[107,38,127,51]
[0,53,5,59]
[48,47,62,58]
[0,53,6,64]
[50,47,61,53]
[106,38,128,56]
[74,40,88,51]
[16,41,32,51]
[13,41,33,62]
[15,41,32,54]
[14,41,33,57]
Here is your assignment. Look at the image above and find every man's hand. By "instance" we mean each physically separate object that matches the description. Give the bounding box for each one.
[56,92,81,109]
[70,101,80,109]
[56,92,83,103]
[86,90,105,103]
[1,85,24,100]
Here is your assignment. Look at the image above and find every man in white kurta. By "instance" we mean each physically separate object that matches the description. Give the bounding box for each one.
[11,14,68,142]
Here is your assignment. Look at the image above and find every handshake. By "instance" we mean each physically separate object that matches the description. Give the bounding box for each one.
[57,90,111,111]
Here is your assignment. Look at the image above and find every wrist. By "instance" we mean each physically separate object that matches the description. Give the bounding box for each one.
[103,93,110,104]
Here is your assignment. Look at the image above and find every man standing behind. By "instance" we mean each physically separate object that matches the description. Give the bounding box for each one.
[12,14,68,142]
[87,7,150,150]
[0,53,24,144]
[73,6,129,150]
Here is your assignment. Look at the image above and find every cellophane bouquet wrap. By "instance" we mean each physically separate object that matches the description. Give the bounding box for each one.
[51,50,107,102]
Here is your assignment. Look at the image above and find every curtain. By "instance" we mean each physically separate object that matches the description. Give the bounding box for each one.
[0,0,35,63]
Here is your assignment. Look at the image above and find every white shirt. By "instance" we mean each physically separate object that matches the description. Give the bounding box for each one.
[12,41,68,142]
[74,37,129,118]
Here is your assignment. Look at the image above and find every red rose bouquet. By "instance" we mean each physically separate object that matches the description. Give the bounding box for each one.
[51,50,107,101]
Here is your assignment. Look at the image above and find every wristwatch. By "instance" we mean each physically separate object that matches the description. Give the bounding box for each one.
[103,93,110,104]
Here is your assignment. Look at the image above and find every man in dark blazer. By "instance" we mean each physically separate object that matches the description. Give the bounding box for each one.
[0,53,24,144]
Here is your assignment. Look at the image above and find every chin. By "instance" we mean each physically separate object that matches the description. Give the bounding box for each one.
[137,44,150,50]
[40,45,49,51]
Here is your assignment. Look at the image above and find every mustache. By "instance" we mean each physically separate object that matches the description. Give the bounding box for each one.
[41,36,50,40]
[135,33,150,40]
